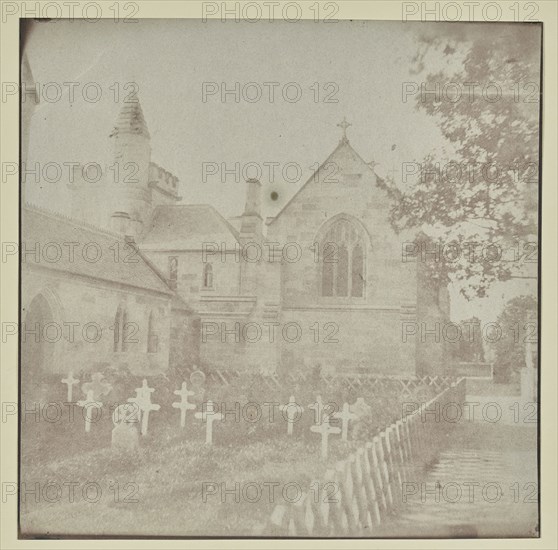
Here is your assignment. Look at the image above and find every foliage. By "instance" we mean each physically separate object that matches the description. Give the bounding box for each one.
[380,25,540,299]
[492,295,537,383]
[447,316,486,362]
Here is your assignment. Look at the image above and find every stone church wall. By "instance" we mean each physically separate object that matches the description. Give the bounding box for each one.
[21,267,173,386]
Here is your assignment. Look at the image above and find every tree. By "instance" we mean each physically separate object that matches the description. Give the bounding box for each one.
[380,24,540,300]
[448,316,485,363]
[492,295,537,383]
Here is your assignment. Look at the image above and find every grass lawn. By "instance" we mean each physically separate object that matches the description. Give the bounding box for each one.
[20,380,441,536]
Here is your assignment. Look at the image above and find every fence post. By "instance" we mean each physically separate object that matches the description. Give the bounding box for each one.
[356,446,381,530]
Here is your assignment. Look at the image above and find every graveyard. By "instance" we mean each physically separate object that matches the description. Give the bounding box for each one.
[19,367,452,536]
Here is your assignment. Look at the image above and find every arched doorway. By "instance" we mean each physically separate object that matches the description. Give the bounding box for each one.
[21,291,61,400]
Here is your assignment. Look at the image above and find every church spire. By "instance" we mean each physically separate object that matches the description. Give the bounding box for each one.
[110,100,150,139]
[337,116,352,143]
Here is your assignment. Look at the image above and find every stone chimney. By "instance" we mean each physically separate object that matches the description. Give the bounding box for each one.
[240,178,263,240]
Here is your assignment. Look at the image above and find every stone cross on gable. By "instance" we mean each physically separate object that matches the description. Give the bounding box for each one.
[337,116,352,142]
[82,372,112,400]
[77,390,103,433]
[127,379,160,436]
[310,415,341,460]
[280,395,304,436]
[62,371,80,402]
[195,400,223,445]
[332,402,357,441]
[172,381,196,428]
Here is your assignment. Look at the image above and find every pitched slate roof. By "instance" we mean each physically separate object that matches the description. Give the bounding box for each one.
[22,205,172,295]
[141,204,240,251]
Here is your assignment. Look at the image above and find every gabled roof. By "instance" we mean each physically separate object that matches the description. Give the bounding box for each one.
[267,139,380,225]
[141,204,241,251]
[22,205,172,295]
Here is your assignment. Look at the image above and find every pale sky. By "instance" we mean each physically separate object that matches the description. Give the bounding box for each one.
[23,19,538,323]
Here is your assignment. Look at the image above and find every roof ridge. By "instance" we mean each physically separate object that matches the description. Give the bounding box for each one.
[23,202,123,239]
[154,203,211,208]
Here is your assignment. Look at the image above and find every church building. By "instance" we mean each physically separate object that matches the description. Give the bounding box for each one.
[21,65,449,387]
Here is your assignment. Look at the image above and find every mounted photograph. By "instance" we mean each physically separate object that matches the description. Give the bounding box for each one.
[19,17,540,538]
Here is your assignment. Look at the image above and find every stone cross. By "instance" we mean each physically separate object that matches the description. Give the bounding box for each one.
[82,372,112,400]
[172,381,196,428]
[280,395,303,436]
[127,379,160,436]
[310,415,341,459]
[62,371,79,402]
[77,390,103,433]
[195,400,223,445]
[337,116,352,141]
[332,402,357,441]
[308,395,328,425]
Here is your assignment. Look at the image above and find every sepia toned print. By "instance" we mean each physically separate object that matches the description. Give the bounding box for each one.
[18,18,539,537]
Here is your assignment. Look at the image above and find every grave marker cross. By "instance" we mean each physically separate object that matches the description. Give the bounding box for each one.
[127,379,160,436]
[82,372,112,400]
[77,390,103,433]
[308,395,328,425]
[62,371,80,402]
[310,415,341,459]
[333,402,357,441]
[280,395,303,436]
[194,400,223,445]
[172,381,196,428]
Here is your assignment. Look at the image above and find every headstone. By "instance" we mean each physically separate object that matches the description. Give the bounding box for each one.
[280,395,304,436]
[310,415,341,459]
[350,397,372,419]
[127,379,160,436]
[195,400,223,445]
[172,381,196,428]
[111,403,139,455]
[62,371,79,402]
[77,390,103,433]
[82,372,112,400]
[332,402,357,441]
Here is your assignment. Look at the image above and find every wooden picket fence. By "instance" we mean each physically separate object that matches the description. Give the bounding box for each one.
[203,368,457,398]
[263,378,466,537]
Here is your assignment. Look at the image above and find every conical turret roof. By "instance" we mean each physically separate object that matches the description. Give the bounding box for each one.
[110,100,150,139]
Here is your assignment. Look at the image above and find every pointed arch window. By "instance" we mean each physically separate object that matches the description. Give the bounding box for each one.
[147,310,159,353]
[203,263,213,289]
[114,304,129,352]
[168,256,178,290]
[320,218,366,298]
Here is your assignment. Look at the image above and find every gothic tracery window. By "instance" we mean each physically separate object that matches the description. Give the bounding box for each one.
[321,218,365,298]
